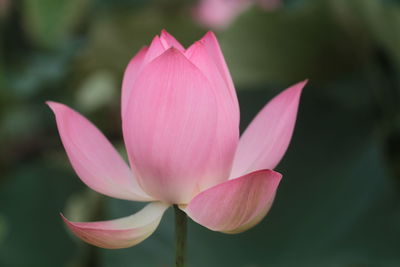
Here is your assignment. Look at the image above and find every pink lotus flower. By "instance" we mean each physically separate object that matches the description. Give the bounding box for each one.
[194,0,281,29]
[48,30,306,249]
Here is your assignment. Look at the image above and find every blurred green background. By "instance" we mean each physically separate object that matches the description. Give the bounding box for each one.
[1,0,400,266]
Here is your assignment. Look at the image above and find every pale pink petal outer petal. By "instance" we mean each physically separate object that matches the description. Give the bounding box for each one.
[184,169,282,233]
[193,0,252,29]
[185,41,239,190]
[160,29,185,52]
[123,48,219,204]
[121,46,148,117]
[199,31,239,115]
[230,80,307,178]
[62,202,169,249]
[47,102,152,201]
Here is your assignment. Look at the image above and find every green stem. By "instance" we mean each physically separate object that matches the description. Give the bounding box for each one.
[174,205,187,267]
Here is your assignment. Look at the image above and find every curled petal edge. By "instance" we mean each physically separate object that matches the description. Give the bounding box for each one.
[62,202,169,249]
[182,169,282,233]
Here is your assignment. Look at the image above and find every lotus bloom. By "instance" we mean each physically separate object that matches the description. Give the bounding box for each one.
[48,30,306,249]
[194,0,281,29]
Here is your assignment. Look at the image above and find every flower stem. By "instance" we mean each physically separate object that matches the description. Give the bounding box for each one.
[174,205,187,267]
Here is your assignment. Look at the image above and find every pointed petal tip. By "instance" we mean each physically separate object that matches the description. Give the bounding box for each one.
[160,29,169,36]
[46,101,73,119]
[288,79,308,95]
[60,213,80,232]
[298,78,308,88]
[46,100,62,111]
[149,34,162,47]
[152,34,161,41]
[60,213,77,230]
[281,80,307,107]
[46,101,78,116]
[201,30,217,43]
[159,30,185,51]
[159,29,170,42]
[45,100,54,106]
[205,30,215,37]
[184,41,204,58]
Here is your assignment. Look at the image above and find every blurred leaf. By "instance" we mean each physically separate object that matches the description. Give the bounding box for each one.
[64,189,102,223]
[218,1,372,86]
[347,0,400,69]
[8,46,80,99]
[0,105,41,139]
[77,4,202,75]
[0,214,7,245]
[332,0,400,182]
[95,0,151,8]
[75,70,117,112]
[22,0,90,48]
[0,159,82,267]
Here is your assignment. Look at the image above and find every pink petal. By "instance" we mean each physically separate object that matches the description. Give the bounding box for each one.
[122,33,177,118]
[123,48,220,204]
[62,202,169,249]
[199,31,239,113]
[141,35,168,67]
[47,102,152,201]
[184,169,282,233]
[160,29,185,52]
[185,41,239,190]
[230,81,307,178]
[193,0,252,29]
[121,46,148,117]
